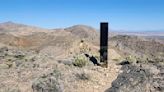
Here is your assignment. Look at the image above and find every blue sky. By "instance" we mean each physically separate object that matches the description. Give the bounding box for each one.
[0,0,164,31]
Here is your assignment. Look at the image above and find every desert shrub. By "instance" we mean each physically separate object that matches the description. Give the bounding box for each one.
[92,52,100,61]
[7,59,12,61]
[14,55,25,59]
[79,40,90,53]
[0,64,9,69]
[25,58,28,62]
[32,77,63,92]
[7,63,13,68]
[76,72,90,81]
[73,55,88,67]
[5,53,8,56]
[1,87,20,92]
[32,69,63,92]
[112,59,119,62]
[125,55,137,62]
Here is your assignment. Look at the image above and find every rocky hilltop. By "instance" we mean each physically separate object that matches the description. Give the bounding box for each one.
[0,22,163,92]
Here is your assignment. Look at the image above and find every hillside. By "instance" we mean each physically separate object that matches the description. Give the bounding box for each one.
[0,22,163,92]
[0,21,48,36]
[110,35,164,62]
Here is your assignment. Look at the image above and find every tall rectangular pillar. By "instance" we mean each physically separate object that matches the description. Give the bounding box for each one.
[100,22,108,67]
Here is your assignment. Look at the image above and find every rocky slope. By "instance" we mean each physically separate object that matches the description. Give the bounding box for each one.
[105,61,164,92]
[0,21,48,36]
[107,35,164,92]
[0,22,163,92]
[110,35,164,62]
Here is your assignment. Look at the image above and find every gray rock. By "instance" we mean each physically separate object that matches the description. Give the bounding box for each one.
[105,63,164,92]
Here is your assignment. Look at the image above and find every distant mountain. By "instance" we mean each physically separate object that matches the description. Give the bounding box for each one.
[1,21,163,36]
[0,21,163,49]
[0,21,48,35]
[0,22,100,49]
[115,31,164,36]
[65,25,99,39]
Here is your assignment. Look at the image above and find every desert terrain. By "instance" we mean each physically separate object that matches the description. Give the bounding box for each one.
[0,22,164,92]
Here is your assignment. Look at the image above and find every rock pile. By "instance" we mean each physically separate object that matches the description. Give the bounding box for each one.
[106,62,164,92]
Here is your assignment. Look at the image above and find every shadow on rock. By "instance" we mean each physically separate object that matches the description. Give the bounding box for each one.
[117,60,131,65]
[84,54,100,66]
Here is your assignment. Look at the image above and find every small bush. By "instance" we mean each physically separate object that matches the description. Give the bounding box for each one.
[7,59,12,61]
[32,77,63,92]
[125,55,137,62]
[32,69,63,92]
[14,55,25,59]
[1,87,20,92]
[76,72,90,80]
[73,55,88,67]
[112,59,119,62]
[92,52,100,61]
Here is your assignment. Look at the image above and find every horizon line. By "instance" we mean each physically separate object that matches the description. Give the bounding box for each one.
[0,21,164,32]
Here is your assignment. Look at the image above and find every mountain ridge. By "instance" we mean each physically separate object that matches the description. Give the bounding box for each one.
[1,21,164,36]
